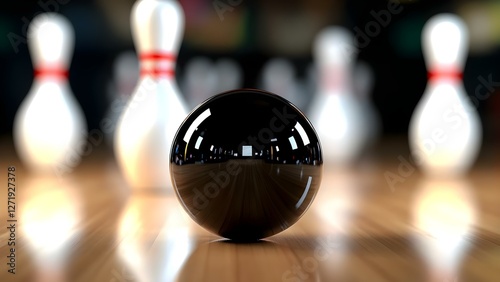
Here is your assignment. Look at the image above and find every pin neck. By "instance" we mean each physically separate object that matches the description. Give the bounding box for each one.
[320,66,349,94]
[427,69,463,81]
[139,52,175,78]
[34,68,69,79]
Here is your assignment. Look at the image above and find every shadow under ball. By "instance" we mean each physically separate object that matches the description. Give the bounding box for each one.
[170,89,323,241]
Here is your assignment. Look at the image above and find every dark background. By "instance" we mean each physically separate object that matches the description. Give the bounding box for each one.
[0,0,499,143]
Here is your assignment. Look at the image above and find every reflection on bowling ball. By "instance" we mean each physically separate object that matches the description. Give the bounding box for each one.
[170,89,323,241]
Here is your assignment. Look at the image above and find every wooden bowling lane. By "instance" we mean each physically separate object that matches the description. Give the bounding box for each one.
[0,137,499,281]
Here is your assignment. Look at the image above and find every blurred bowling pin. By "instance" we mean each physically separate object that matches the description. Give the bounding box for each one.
[214,58,242,93]
[308,27,365,165]
[13,13,87,173]
[112,51,140,99]
[182,57,218,108]
[115,0,188,190]
[260,58,301,106]
[303,63,318,111]
[103,51,139,144]
[409,14,482,176]
[354,61,381,147]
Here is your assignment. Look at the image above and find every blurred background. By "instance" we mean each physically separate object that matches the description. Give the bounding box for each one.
[0,0,499,144]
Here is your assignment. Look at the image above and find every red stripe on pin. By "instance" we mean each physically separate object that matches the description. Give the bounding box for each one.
[427,69,463,80]
[139,52,176,61]
[140,68,175,77]
[139,52,175,78]
[34,68,69,78]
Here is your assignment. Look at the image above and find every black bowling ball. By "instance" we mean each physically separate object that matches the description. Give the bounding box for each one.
[170,89,323,241]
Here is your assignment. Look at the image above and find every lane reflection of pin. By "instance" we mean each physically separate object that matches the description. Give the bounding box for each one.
[117,196,195,282]
[411,177,476,281]
[314,167,362,264]
[20,175,82,282]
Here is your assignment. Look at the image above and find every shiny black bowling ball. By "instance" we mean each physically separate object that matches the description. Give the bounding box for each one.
[170,89,323,241]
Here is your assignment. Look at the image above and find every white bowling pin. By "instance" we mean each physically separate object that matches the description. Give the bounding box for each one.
[409,14,482,176]
[115,0,188,190]
[354,61,381,148]
[182,56,218,108]
[13,13,87,173]
[308,27,366,165]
